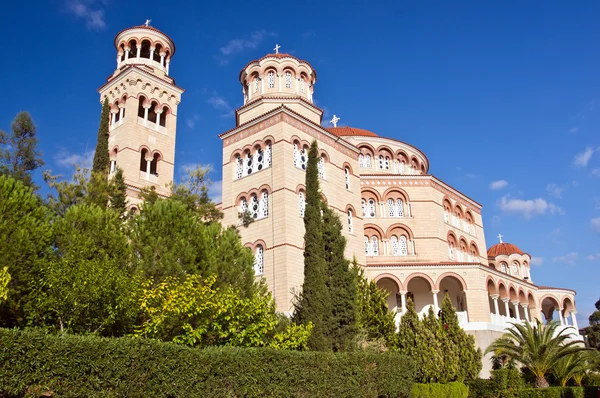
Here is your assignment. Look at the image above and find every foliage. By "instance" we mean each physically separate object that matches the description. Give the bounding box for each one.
[486,319,588,388]
[497,387,591,398]
[28,204,139,336]
[0,267,10,303]
[129,199,257,297]
[109,167,128,218]
[0,327,416,398]
[582,298,600,350]
[352,259,396,346]
[293,140,332,351]
[466,378,498,398]
[0,175,52,328]
[134,274,310,349]
[492,367,526,390]
[169,165,223,222]
[552,351,600,387]
[322,205,357,351]
[0,111,44,189]
[92,97,110,174]
[411,382,469,398]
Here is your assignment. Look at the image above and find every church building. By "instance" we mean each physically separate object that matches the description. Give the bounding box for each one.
[98,24,582,376]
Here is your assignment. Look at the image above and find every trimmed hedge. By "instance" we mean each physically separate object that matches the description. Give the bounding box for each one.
[0,328,415,397]
[497,387,600,398]
[411,382,469,398]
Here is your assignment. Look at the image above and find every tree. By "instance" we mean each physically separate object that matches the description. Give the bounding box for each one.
[322,206,357,351]
[92,98,110,174]
[420,307,445,382]
[583,298,600,350]
[293,140,332,351]
[552,350,599,387]
[396,298,431,381]
[109,167,128,217]
[485,319,587,388]
[29,204,138,336]
[0,175,52,328]
[352,260,395,346]
[439,295,482,381]
[0,267,10,303]
[0,112,44,189]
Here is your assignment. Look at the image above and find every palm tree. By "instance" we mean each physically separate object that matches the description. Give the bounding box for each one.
[485,319,586,388]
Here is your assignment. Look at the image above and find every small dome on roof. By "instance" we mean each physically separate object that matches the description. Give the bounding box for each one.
[487,242,525,258]
[325,126,378,137]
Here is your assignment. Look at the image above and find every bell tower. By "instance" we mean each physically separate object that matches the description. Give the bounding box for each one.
[98,22,184,207]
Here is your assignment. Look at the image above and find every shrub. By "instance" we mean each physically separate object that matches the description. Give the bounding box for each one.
[466,378,497,398]
[492,368,526,390]
[497,387,586,398]
[0,328,415,397]
[411,382,469,398]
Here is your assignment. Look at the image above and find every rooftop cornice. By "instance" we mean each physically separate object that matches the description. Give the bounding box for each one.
[349,135,430,171]
[98,65,185,94]
[235,95,323,125]
[114,26,176,55]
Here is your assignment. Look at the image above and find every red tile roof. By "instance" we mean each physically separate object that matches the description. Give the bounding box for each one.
[325,126,378,137]
[487,242,525,257]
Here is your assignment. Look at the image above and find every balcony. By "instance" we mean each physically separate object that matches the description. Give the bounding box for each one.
[137,117,167,135]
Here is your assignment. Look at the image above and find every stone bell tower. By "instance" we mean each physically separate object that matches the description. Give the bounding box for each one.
[98,22,184,208]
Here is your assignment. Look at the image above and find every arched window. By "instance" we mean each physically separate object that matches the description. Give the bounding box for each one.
[344,167,350,190]
[387,199,395,217]
[293,143,301,168]
[254,245,264,275]
[253,77,259,93]
[153,43,163,63]
[260,191,269,218]
[150,153,159,176]
[244,151,253,176]
[379,155,384,169]
[254,147,264,172]
[387,198,404,217]
[285,71,292,88]
[139,148,148,172]
[399,235,408,255]
[361,199,367,217]
[444,208,449,223]
[367,199,376,218]
[393,160,401,174]
[500,262,507,273]
[391,235,399,255]
[364,154,371,168]
[138,98,146,118]
[512,261,519,276]
[299,192,305,217]
[265,143,272,167]
[318,156,325,179]
[239,197,248,214]
[470,250,477,262]
[347,210,353,233]
[364,236,370,256]
[140,40,151,59]
[456,248,463,262]
[159,106,167,127]
[235,155,243,179]
[448,244,455,260]
[384,156,390,170]
[399,161,405,174]
[300,77,305,93]
[358,154,364,168]
[300,147,308,170]
[371,236,379,256]
[267,71,275,88]
[250,194,259,218]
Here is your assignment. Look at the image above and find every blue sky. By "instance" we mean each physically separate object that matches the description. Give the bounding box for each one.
[1,1,599,325]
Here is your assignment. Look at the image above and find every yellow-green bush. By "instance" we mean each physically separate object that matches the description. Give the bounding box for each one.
[411,381,469,398]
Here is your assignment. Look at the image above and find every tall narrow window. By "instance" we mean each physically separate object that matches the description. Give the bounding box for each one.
[396,199,404,217]
[267,71,275,88]
[235,155,243,179]
[347,210,353,233]
[371,236,379,256]
[391,235,399,255]
[512,262,519,276]
[387,199,395,217]
[399,235,408,255]
[394,160,400,174]
[364,236,370,256]
[379,155,384,169]
[501,263,507,273]
[265,143,272,167]
[300,147,308,170]
[365,154,371,168]
[254,245,264,275]
[358,154,364,168]
[384,156,391,170]
[253,77,259,93]
[250,194,259,219]
[299,192,305,217]
[367,199,376,218]
[260,191,269,218]
[244,152,253,176]
[300,78,305,93]
[399,161,405,174]
[254,147,264,172]
[293,143,301,168]
[239,197,248,214]
[444,209,449,223]
[449,244,454,260]
[344,167,350,190]
[285,71,292,88]
[361,199,367,217]
[318,156,325,179]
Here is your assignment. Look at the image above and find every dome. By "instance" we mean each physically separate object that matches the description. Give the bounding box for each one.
[114,25,176,55]
[240,53,315,78]
[487,242,525,258]
[325,126,378,137]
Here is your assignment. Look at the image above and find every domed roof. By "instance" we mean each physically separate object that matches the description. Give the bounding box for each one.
[487,242,525,258]
[113,24,176,55]
[240,53,316,79]
[325,126,378,137]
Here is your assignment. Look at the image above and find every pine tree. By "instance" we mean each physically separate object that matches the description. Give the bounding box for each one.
[322,206,357,351]
[0,112,44,189]
[396,298,421,365]
[92,98,110,174]
[293,140,331,351]
[422,306,448,382]
[109,168,128,217]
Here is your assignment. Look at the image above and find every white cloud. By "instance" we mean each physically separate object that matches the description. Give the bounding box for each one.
[54,148,95,168]
[186,114,200,129]
[573,147,596,167]
[546,183,566,198]
[498,196,562,219]
[568,127,579,134]
[65,0,106,30]
[591,169,600,177]
[489,180,508,190]
[552,252,578,265]
[216,30,276,65]
[591,217,600,234]
[530,257,544,266]
[208,180,222,203]
[586,253,600,261]
[207,95,235,118]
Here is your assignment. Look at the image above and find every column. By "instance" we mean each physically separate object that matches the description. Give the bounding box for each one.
[558,309,565,326]
[512,301,521,321]
[154,111,162,132]
[261,77,264,94]
[111,112,117,128]
[125,48,130,61]
[491,294,500,315]
[400,292,407,314]
[136,44,141,60]
[119,105,125,122]
[407,202,412,217]
[296,78,299,94]
[570,311,579,330]
[149,47,155,63]
[160,53,165,68]
[166,59,170,74]
[382,240,388,256]
[522,304,530,322]
[278,74,282,91]
[143,107,149,127]
[411,240,416,255]
[432,290,440,316]
[146,159,151,179]
[502,298,510,318]
[116,55,121,68]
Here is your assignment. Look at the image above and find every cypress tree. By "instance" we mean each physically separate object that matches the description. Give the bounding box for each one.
[293,140,331,351]
[322,206,357,351]
[421,306,446,382]
[109,168,128,217]
[92,98,110,174]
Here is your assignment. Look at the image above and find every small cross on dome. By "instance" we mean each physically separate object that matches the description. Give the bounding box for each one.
[274,44,281,54]
[497,233,504,243]
[330,115,340,127]
[144,19,152,27]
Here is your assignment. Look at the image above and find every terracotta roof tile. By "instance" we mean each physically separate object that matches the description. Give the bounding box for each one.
[325,126,378,137]
[487,242,525,257]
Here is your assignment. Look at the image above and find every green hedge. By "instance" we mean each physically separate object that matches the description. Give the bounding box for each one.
[497,387,600,398]
[411,382,469,398]
[0,328,415,397]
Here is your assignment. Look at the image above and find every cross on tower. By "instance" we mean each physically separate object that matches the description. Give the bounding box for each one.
[330,115,340,127]
[144,19,152,27]
[274,44,281,54]
[497,233,504,243]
